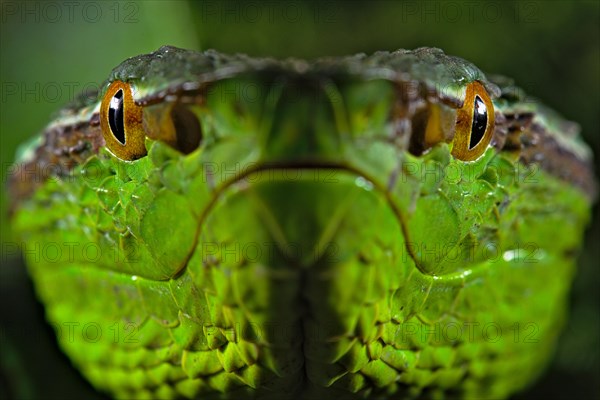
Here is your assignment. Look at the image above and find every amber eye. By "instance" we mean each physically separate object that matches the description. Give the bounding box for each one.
[100,80,147,160]
[451,81,495,161]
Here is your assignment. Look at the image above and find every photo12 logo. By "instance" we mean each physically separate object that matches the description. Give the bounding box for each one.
[393,321,540,345]
[1,81,101,104]
[1,2,139,24]
[1,241,140,264]
[398,1,539,24]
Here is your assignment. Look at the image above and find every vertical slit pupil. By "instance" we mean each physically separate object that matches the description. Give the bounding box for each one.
[469,95,487,149]
[108,89,125,144]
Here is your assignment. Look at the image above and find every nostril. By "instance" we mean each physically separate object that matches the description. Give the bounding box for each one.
[406,102,456,157]
[171,104,202,154]
[408,107,429,156]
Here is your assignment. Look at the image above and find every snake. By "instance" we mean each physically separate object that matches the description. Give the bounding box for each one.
[8,46,596,399]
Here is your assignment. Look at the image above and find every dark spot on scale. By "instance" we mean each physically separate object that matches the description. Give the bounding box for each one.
[90,113,100,126]
[68,141,87,155]
[358,253,369,265]
[233,100,244,116]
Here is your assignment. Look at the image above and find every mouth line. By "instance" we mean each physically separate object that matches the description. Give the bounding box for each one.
[175,160,422,279]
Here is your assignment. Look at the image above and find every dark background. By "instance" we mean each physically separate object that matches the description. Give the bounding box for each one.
[1,1,598,399]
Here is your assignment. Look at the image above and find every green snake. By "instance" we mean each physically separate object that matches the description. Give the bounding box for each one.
[8,46,596,399]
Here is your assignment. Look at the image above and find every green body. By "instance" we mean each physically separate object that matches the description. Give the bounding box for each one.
[10,47,594,399]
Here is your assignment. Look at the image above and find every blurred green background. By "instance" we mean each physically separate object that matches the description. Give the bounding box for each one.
[1,0,598,398]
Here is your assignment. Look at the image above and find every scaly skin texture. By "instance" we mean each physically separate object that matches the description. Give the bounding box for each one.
[10,47,595,399]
